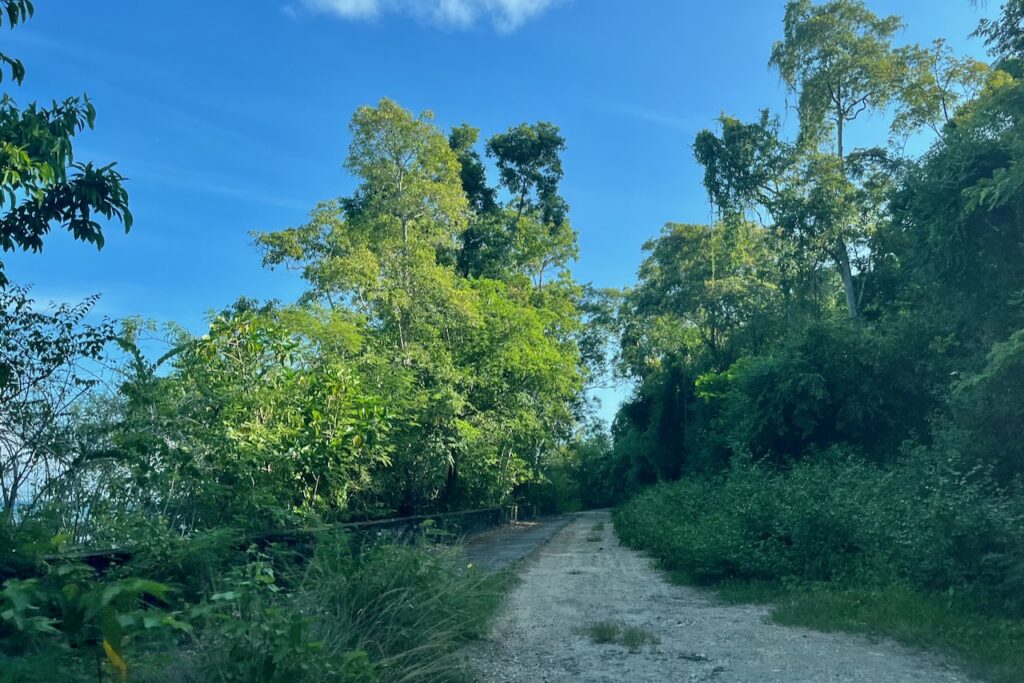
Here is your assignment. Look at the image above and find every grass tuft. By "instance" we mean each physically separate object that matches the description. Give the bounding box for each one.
[621,625,659,651]
[586,620,659,652]
[587,620,621,643]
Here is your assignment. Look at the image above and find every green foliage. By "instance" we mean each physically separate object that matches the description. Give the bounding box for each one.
[151,531,505,683]
[486,121,567,227]
[192,555,374,683]
[14,0,1024,677]
[948,329,1024,482]
[701,322,936,464]
[974,0,1024,62]
[295,533,505,681]
[0,2,131,285]
[769,0,911,149]
[106,304,390,531]
[586,620,620,644]
[255,99,586,516]
[0,560,182,682]
[768,583,1024,683]
[584,621,658,652]
[614,451,1024,616]
[0,1,32,85]
[0,286,116,524]
[603,11,1024,677]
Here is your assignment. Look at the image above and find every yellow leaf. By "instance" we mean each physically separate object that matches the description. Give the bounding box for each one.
[102,639,128,681]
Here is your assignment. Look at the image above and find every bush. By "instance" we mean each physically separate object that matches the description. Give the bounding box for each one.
[949,329,1024,483]
[0,561,183,683]
[614,450,1024,617]
[191,555,375,683]
[705,323,937,465]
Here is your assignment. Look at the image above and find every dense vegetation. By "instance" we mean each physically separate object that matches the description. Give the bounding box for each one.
[3,0,1024,679]
[0,2,590,679]
[604,0,1024,679]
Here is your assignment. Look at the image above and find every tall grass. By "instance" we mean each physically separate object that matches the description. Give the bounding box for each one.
[295,534,508,682]
[130,531,509,683]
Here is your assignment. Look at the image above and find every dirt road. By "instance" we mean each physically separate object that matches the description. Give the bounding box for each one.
[469,510,970,683]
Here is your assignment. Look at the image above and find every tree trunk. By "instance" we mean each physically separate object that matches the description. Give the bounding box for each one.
[836,240,859,319]
[835,115,859,320]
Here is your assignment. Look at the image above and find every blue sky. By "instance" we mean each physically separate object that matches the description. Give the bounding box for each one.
[4,0,996,421]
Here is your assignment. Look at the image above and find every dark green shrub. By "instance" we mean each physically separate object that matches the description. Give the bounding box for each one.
[614,451,1024,617]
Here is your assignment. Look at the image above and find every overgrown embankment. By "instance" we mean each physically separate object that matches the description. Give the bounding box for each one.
[1,524,509,682]
[613,454,1024,682]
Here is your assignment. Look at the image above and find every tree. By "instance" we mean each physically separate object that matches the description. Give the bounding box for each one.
[893,39,991,139]
[0,286,114,523]
[768,0,917,319]
[486,122,567,226]
[973,0,1024,62]
[107,303,390,529]
[0,1,132,286]
[625,220,781,372]
[257,101,587,514]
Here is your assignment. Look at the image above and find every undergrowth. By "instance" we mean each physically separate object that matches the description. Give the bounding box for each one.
[1,529,509,683]
[613,453,1024,682]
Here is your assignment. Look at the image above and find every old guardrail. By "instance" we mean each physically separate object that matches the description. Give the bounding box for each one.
[3,505,534,579]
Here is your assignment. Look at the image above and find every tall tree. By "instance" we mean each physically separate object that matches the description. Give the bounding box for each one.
[485,122,578,289]
[768,0,915,318]
[258,101,586,514]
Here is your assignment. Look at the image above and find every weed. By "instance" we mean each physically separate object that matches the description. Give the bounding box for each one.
[621,625,659,651]
[586,621,659,652]
[586,621,621,644]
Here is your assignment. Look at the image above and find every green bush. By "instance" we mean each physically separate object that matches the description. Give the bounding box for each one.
[191,555,375,683]
[163,530,505,683]
[949,329,1024,483]
[614,451,1024,617]
[703,323,937,466]
[0,561,183,682]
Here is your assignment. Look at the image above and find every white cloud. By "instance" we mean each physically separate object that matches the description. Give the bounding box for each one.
[300,0,562,32]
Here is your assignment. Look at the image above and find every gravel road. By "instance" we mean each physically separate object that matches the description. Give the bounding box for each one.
[468,509,971,683]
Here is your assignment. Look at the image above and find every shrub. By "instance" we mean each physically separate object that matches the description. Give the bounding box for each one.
[0,561,183,682]
[614,450,1024,618]
[191,555,374,683]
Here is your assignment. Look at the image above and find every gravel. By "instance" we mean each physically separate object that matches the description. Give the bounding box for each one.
[467,510,972,683]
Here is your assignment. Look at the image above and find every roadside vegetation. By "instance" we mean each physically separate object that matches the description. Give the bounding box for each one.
[599,2,1024,681]
[0,1,587,679]
[4,0,1024,680]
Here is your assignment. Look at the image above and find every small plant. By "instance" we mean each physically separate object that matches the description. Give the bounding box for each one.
[586,620,659,652]
[585,534,602,542]
[621,625,659,651]
[0,560,183,682]
[591,522,605,532]
[586,621,620,644]
[191,553,374,683]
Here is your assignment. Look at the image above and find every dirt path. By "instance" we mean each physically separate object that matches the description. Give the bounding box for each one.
[468,510,970,683]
